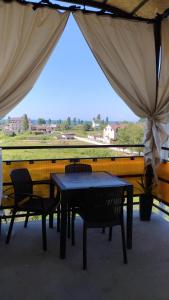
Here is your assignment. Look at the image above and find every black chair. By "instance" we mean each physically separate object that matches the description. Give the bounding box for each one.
[6,168,60,251]
[78,186,127,270]
[65,163,92,245]
[65,163,92,174]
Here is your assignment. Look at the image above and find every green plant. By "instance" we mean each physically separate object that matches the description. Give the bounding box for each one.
[137,175,154,221]
[137,175,153,195]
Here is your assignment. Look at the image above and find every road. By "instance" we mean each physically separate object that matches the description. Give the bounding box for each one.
[74,136,135,154]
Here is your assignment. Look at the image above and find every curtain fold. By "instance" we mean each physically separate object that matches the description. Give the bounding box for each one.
[0,148,2,205]
[155,18,169,157]
[73,11,169,174]
[0,1,69,117]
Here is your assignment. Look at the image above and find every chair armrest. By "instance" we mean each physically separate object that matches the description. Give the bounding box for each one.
[16,193,45,210]
[30,194,45,210]
[19,192,41,199]
[4,192,14,200]
[32,180,50,186]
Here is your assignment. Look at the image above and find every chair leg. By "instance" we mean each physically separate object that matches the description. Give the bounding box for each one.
[42,214,47,251]
[49,213,53,229]
[108,227,112,241]
[102,227,105,234]
[0,217,1,236]
[121,220,128,264]
[24,212,29,228]
[57,205,60,233]
[71,208,75,246]
[83,224,87,270]
[67,203,71,239]
[6,211,16,244]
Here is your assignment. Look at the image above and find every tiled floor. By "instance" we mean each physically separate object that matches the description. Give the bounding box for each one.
[0,210,169,300]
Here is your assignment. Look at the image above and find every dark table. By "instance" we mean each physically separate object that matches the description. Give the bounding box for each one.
[50,171,133,259]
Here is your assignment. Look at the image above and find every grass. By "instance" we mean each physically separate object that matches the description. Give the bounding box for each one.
[2,148,120,161]
[0,132,122,160]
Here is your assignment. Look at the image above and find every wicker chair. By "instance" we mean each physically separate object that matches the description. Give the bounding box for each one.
[65,163,92,245]
[79,186,127,270]
[6,168,60,251]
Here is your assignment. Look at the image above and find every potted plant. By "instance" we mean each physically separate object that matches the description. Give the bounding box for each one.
[138,175,154,221]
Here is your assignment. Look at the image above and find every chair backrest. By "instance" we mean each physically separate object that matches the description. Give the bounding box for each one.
[82,187,125,222]
[65,163,92,174]
[10,168,33,204]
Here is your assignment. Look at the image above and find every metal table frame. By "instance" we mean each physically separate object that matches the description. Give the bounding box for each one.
[50,171,133,259]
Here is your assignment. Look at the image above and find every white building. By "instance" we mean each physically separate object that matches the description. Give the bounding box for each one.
[103,124,121,143]
[30,124,57,134]
[4,117,31,134]
[60,133,75,140]
[92,119,100,129]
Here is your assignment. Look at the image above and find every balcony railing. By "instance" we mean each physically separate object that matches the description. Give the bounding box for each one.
[1,144,169,216]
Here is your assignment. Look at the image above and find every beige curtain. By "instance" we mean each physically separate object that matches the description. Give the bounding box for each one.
[0,148,2,205]
[74,11,169,174]
[0,1,69,117]
[156,18,169,161]
[144,18,169,168]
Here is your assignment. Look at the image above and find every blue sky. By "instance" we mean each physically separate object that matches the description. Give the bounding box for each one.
[7,15,138,122]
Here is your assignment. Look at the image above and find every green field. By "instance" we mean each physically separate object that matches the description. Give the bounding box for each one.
[0,132,121,161]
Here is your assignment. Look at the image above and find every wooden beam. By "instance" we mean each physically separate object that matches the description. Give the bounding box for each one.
[5,0,154,22]
[31,0,136,17]
[158,7,169,20]
[131,0,150,15]
[101,0,109,8]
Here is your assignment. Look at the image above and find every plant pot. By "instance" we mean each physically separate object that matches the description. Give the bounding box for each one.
[139,194,153,221]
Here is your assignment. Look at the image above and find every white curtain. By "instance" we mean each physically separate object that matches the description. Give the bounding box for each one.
[0,1,69,117]
[0,148,2,206]
[156,18,169,161]
[0,1,69,203]
[74,12,169,175]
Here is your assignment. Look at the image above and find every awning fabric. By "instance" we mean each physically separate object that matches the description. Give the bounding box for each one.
[105,0,169,19]
[0,1,69,117]
[74,11,169,176]
[1,0,169,179]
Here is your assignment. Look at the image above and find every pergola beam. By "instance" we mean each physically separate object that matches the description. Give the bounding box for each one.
[5,0,137,17]
[131,0,150,16]
[158,7,169,20]
[3,0,169,22]
[4,0,154,22]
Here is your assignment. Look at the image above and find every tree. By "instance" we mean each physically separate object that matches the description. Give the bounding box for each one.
[67,117,71,126]
[73,117,77,125]
[22,114,29,131]
[138,117,146,123]
[83,122,92,131]
[61,121,70,130]
[48,118,51,125]
[97,114,101,120]
[117,123,144,145]
[57,119,62,124]
[37,118,46,125]
[105,116,109,124]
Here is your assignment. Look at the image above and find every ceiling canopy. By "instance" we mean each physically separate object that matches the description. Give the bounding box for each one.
[4,0,169,22]
[102,0,169,19]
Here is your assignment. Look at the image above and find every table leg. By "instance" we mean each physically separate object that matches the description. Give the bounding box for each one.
[50,179,55,198]
[126,186,133,249]
[49,179,55,228]
[60,191,67,259]
[49,213,53,228]
[0,216,1,235]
